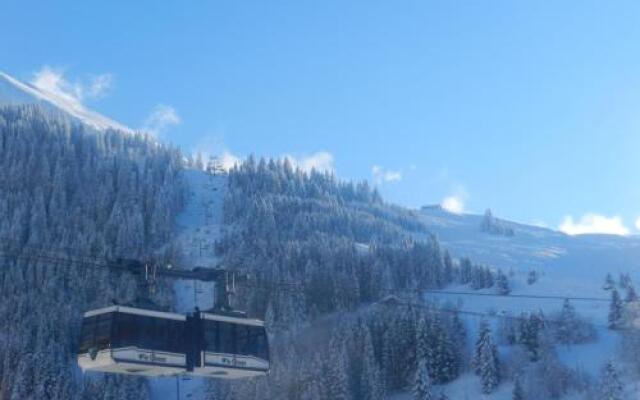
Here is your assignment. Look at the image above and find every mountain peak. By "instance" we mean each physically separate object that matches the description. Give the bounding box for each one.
[0,71,132,133]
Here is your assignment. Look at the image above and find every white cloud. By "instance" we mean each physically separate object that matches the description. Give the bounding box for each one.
[31,66,112,104]
[220,151,241,170]
[142,104,180,137]
[285,151,334,173]
[635,217,640,231]
[192,135,242,171]
[372,165,402,185]
[441,195,465,214]
[559,214,629,236]
[87,73,113,98]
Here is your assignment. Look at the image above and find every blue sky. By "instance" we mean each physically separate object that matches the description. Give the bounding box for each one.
[3,0,640,234]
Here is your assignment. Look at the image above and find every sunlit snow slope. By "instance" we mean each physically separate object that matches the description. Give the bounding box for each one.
[149,169,227,400]
[420,207,640,301]
[0,71,132,132]
[418,207,640,379]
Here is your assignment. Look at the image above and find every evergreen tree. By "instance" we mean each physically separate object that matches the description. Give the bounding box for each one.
[496,269,510,295]
[599,360,623,400]
[459,257,473,285]
[619,272,632,289]
[625,285,638,303]
[554,299,595,344]
[512,375,525,400]
[520,312,544,361]
[449,308,467,369]
[443,250,454,285]
[471,319,500,394]
[484,266,494,288]
[527,270,538,285]
[322,342,351,400]
[603,273,615,291]
[608,289,624,330]
[413,358,434,400]
[481,209,494,231]
[556,299,577,344]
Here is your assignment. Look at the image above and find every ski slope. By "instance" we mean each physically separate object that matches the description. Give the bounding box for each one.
[400,207,640,398]
[149,168,227,400]
[419,207,640,311]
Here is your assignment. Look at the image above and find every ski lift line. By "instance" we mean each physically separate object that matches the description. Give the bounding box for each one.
[424,289,610,303]
[0,244,617,300]
[0,236,148,261]
[385,299,632,332]
[0,246,301,292]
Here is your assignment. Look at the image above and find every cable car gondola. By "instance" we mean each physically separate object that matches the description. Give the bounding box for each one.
[77,307,270,378]
[189,311,269,379]
[77,305,187,376]
[76,260,270,379]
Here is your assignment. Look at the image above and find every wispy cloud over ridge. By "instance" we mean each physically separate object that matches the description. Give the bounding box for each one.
[559,214,629,235]
[285,151,335,173]
[31,66,112,105]
[142,104,180,137]
[372,165,402,185]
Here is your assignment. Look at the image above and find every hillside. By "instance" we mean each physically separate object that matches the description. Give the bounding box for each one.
[404,207,640,398]
[0,105,184,399]
[0,97,638,400]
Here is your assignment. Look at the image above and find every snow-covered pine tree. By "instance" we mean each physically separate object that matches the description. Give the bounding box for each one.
[556,299,577,344]
[625,285,638,303]
[481,209,494,232]
[619,272,632,289]
[443,250,454,285]
[608,288,624,330]
[413,358,434,400]
[449,308,467,364]
[459,257,473,285]
[520,312,544,361]
[527,270,538,285]
[496,269,510,295]
[322,341,351,400]
[483,266,494,288]
[603,273,615,291]
[470,266,483,290]
[512,375,525,400]
[471,319,500,394]
[360,329,385,400]
[599,360,623,400]
[416,317,429,361]
[428,317,458,384]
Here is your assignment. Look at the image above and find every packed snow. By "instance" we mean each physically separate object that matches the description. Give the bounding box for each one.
[149,168,227,400]
[409,207,640,398]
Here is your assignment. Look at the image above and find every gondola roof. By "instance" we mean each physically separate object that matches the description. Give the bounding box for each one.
[83,305,186,321]
[199,311,265,327]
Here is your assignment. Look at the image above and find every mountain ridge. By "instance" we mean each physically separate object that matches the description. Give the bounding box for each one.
[0,71,132,133]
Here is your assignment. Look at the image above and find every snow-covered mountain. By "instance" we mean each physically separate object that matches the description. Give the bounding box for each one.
[418,206,640,299]
[0,71,132,132]
[413,206,637,396]
[2,100,636,399]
